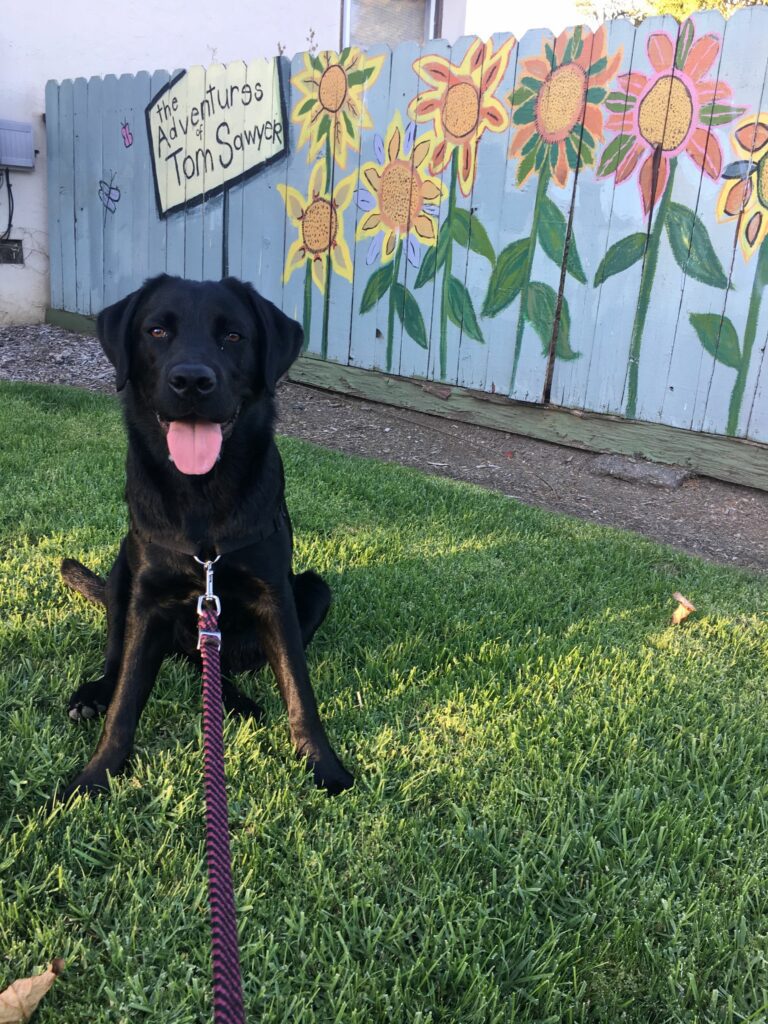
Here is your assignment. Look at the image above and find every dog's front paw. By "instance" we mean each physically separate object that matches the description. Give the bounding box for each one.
[53,769,111,806]
[67,677,114,722]
[305,748,354,796]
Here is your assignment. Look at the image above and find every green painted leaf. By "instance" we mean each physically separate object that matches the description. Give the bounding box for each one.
[343,110,355,138]
[392,284,428,349]
[317,113,331,141]
[596,133,635,177]
[446,276,484,342]
[675,19,695,71]
[297,97,316,116]
[521,76,542,92]
[605,91,635,114]
[310,55,325,73]
[414,226,451,289]
[666,202,728,289]
[525,284,579,360]
[482,238,529,317]
[588,55,608,77]
[699,103,746,127]
[526,281,556,350]
[517,146,538,184]
[509,85,534,107]
[585,87,605,105]
[451,209,495,265]
[538,194,586,283]
[513,97,537,125]
[593,232,646,286]
[347,66,375,87]
[689,313,741,370]
[339,46,351,65]
[360,263,393,314]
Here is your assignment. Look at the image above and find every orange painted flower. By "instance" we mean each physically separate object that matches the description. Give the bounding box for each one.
[510,25,622,187]
[598,22,743,214]
[717,114,768,260]
[408,37,515,197]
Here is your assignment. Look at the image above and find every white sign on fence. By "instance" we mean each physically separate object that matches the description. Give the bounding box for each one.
[146,60,287,217]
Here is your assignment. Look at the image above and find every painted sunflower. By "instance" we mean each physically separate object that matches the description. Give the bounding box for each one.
[408,37,515,197]
[599,24,743,214]
[717,114,768,259]
[355,115,445,267]
[291,47,385,169]
[278,161,355,293]
[510,25,622,187]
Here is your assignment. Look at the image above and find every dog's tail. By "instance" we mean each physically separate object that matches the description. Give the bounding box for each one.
[61,558,107,606]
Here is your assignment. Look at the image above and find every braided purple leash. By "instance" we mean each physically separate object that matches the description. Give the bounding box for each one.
[197,569,246,1023]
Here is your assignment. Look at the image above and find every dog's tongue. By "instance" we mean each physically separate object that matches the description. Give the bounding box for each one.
[167,420,222,475]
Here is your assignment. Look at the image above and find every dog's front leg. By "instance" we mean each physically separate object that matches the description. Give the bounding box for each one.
[257,583,353,795]
[59,594,171,800]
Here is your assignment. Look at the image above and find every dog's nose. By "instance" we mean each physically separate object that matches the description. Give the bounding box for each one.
[167,363,217,398]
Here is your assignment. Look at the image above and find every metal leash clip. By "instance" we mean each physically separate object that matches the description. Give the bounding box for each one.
[194,555,222,650]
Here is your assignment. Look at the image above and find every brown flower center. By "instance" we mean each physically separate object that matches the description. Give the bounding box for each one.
[319,65,348,114]
[535,63,587,144]
[378,161,423,231]
[301,197,337,255]
[443,82,480,139]
[638,75,693,151]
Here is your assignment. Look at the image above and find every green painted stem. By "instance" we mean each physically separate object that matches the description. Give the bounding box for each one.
[386,240,404,372]
[302,261,312,350]
[727,236,768,435]
[625,158,676,420]
[510,165,550,394]
[439,151,459,381]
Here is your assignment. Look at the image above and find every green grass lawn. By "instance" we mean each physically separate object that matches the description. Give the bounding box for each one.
[1,381,767,1023]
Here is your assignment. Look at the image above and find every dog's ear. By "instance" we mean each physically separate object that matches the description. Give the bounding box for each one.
[222,277,303,394]
[96,275,171,391]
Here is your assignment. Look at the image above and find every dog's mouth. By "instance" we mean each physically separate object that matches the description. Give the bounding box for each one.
[156,408,239,475]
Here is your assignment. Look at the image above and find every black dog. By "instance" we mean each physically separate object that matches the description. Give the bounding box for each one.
[58,274,353,800]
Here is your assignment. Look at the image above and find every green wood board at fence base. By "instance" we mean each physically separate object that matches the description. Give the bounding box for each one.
[43,307,768,491]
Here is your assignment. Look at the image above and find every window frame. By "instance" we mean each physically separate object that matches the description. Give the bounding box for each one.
[340,0,440,49]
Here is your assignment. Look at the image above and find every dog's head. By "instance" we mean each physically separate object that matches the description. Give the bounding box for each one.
[96,275,303,475]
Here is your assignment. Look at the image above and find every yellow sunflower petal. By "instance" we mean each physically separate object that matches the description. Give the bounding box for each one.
[308,159,326,198]
[359,212,382,233]
[411,139,431,169]
[364,166,382,193]
[278,184,306,224]
[333,171,357,211]
[388,125,402,163]
[413,214,436,241]
[283,238,307,283]
[331,237,354,281]
[421,178,443,202]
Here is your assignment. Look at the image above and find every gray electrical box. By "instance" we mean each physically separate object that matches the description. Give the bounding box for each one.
[0,120,35,169]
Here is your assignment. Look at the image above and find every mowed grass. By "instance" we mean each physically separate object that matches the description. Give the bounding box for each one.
[1,381,767,1023]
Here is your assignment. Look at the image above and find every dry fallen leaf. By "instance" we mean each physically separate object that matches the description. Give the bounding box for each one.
[0,960,64,1023]
[671,592,696,626]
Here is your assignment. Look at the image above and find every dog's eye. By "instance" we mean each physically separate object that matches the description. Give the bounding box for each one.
[149,327,169,340]
[224,332,242,343]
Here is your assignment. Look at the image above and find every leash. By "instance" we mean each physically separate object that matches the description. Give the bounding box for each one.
[195,555,246,1024]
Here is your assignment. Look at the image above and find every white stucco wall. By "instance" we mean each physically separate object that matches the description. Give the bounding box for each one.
[0,0,341,324]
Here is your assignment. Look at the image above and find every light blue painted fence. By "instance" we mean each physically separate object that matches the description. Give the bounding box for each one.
[46,11,768,443]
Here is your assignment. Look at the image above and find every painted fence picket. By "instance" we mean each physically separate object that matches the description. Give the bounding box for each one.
[45,80,63,313]
[146,70,172,281]
[406,37,453,386]
[85,75,105,314]
[348,44,393,372]
[128,71,153,295]
[72,78,90,314]
[342,42,390,371]
[634,10,729,427]
[549,17,636,411]
[691,6,768,440]
[57,79,77,315]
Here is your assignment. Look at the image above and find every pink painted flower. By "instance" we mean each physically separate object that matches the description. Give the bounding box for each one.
[598,22,743,214]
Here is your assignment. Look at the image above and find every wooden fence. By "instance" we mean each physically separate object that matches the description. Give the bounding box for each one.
[45,10,768,479]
